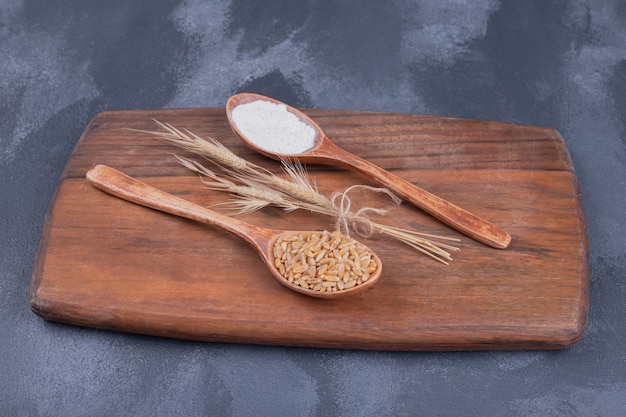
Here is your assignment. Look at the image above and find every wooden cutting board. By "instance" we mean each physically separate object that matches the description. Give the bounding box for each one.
[30,108,588,350]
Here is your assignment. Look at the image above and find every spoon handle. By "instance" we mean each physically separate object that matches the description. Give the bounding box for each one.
[327,147,511,249]
[85,164,272,251]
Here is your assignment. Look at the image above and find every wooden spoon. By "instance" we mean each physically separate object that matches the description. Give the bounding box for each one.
[86,164,382,299]
[226,92,511,249]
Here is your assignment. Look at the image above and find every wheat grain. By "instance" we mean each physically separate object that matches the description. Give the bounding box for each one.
[274,230,377,292]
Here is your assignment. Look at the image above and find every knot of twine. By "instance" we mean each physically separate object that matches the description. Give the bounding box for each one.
[330,185,401,237]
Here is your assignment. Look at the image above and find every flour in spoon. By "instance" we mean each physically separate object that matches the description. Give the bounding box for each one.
[230,100,317,154]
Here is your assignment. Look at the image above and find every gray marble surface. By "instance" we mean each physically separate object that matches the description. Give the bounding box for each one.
[1,1,625,415]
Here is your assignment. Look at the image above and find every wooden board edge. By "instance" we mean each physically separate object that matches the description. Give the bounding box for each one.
[29,292,590,351]
[549,127,590,349]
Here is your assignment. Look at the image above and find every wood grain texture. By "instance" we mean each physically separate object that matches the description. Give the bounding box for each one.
[29,108,588,350]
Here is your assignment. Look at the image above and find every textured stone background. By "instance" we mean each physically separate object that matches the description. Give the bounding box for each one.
[1,1,625,415]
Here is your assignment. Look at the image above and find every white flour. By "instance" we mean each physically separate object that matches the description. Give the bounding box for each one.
[231,100,317,154]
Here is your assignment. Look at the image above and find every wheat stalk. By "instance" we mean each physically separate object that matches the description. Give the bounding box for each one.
[144,121,460,264]
[145,120,334,207]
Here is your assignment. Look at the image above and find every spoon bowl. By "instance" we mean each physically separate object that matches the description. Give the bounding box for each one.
[226,92,511,249]
[226,92,327,160]
[86,164,382,299]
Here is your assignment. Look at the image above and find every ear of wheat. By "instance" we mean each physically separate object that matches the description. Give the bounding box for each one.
[141,120,459,264]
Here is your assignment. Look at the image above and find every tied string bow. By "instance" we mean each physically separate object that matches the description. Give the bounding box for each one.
[330,185,402,238]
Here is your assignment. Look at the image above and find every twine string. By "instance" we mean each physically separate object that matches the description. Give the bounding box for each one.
[330,185,401,238]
